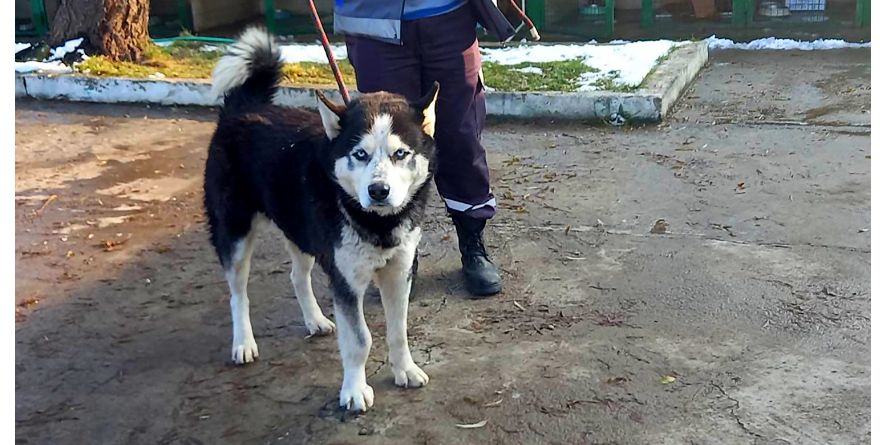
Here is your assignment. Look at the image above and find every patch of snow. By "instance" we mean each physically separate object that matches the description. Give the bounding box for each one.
[479,40,679,91]
[49,37,84,61]
[15,61,73,74]
[279,43,348,64]
[513,66,543,75]
[706,35,871,50]
[16,42,31,54]
[274,40,678,91]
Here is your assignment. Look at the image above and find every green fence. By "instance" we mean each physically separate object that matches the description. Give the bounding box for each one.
[17,0,871,41]
[524,0,870,41]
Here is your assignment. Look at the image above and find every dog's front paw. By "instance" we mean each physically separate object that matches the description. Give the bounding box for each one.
[305,314,335,337]
[231,337,259,364]
[339,382,374,412]
[392,363,429,388]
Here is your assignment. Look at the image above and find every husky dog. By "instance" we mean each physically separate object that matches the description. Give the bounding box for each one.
[203,28,439,412]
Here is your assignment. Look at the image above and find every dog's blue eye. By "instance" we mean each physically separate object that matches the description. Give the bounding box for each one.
[352,149,368,161]
[393,149,409,160]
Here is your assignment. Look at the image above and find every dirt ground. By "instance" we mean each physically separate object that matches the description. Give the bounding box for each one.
[15,49,870,445]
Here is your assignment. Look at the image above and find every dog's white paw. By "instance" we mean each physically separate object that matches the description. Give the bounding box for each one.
[305,315,335,337]
[339,382,374,412]
[392,363,429,388]
[231,337,259,364]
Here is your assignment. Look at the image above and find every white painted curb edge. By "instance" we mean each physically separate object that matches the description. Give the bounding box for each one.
[15,42,708,122]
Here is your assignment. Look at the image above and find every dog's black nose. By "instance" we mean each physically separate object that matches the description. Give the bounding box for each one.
[368,182,390,201]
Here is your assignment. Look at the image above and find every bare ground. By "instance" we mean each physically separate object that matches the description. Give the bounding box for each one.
[15,49,870,444]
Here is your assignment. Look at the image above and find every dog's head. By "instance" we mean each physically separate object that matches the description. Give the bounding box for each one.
[317,83,439,216]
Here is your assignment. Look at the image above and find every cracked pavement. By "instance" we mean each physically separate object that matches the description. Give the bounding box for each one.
[15,49,870,444]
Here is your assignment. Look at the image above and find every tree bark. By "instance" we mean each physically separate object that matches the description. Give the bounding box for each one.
[49,0,149,61]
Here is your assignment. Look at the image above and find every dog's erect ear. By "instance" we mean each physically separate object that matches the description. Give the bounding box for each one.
[411,82,440,138]
[316,90,346,140]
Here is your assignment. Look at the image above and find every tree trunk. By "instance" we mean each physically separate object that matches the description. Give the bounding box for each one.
[49,0,149,61]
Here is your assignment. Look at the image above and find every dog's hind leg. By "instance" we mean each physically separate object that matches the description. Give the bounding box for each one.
[284,240,335,337]
[374,229,428,388]
[225,220,261,365]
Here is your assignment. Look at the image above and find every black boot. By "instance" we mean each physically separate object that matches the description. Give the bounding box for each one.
[451,213,502,297]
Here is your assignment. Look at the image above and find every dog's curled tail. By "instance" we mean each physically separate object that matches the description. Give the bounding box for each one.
[211,27,282,109]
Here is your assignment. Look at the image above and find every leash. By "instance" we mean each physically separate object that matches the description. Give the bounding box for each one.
[304,0,541,105]
[507,0,541,41]
[306,0,351,104]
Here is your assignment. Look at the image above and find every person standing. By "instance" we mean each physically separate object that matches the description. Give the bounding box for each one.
[334,0,515,296]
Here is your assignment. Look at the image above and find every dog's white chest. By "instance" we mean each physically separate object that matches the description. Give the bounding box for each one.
[334,224,420,284]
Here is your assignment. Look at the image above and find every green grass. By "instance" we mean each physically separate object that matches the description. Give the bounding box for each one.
[482,59,592,92]
[78,41,360,85]
[75,41,648,92]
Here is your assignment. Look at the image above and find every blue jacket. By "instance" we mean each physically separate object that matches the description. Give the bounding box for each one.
[334,0,515,44]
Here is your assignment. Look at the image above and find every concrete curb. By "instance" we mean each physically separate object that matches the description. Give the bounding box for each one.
[15,42,708,122]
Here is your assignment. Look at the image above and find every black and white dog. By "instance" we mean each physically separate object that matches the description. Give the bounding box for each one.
[203,28,439,412]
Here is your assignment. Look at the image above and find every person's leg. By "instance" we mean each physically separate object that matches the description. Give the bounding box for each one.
[414,6,501,296]
[345,24,422,98]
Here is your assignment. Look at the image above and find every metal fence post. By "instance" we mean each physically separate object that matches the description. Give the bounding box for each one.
[265,0,277,34]
[732,0,752,27]
[176,0,193,33]
[30,0,48,37]
[856,0,870,27]
[605,0,615,37]
[525,0,546,31]
[641,0,654,28]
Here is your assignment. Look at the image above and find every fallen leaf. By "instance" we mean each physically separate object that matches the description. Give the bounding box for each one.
[18,296,39,308]
[607,376,628,385]
[650,219,669,234]
[455,420,487,429]
[660,375,676,385]
[98,239,128,252]
[483,399,503,408]
[441,233,451,241]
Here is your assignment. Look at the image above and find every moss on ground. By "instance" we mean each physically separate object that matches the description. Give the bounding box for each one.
[76,41,644,92]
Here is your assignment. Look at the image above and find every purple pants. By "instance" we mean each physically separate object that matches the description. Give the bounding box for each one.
[345,5,495,220]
